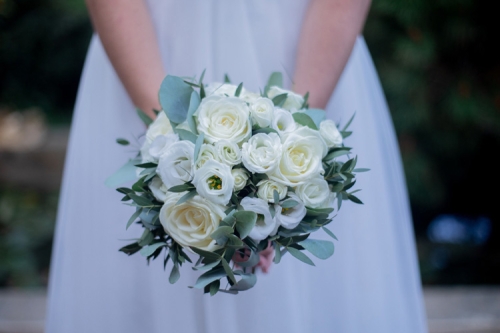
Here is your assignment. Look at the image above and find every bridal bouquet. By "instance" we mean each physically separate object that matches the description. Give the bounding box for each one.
[109,71,367,295]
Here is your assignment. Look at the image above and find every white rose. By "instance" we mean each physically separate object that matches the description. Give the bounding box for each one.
[241,133,282,174]
[160,192,226,251]
[267,86,304,111]
[145,112,173,143]
[205,82,238,97]
[196,95,252,145]
[276,193,306,230]
[271,108,297,136]
[250,97,274,128]
[240,90,261,104]
[240,197,278,242]
[140,140,154,163]
[194,143,219,170]
[149,176,169,202]
[148,133,179,161]
[157,140,195,188]
[319,119,343,148]
[269,127,327,186]
[215,140,241,166]
[232,168,249,191]
[256,179,287,203]
[192,159,234,205]
[295,177,331,208]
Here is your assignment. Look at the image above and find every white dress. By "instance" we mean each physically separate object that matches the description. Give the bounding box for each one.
[46,1,428,332]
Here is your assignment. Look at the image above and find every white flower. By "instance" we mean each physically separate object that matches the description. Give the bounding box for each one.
[231,168,249,191]
[295,177,331,208]
[196,95,252,145]
[149,176,168,202]
[145,112,173,143]
[205,83,239,97]
[192,159,234,205]
[240,90,261,104]
[159,192,226,251]
[148,133,179,161]
[271,108,296,136]
[276,193,306,230]
[319,119,343,148]
[241,133,282,174]
[194,143,219,170]
[267,86,304,111]
[240,197,278,242]
[250,97,274,128]
[256,179,287,203]
[269,126,327,186]
[215,140,241,166]
[140,140,154,163]
[156,140,195,188]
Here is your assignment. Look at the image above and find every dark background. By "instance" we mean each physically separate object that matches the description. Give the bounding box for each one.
[1,0,499,287]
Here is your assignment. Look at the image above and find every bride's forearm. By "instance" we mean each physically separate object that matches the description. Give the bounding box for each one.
[293,0,371,109]
[85,0,165,118]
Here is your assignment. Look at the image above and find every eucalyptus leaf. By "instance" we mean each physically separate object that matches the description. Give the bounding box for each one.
[187,91,200,134]
[287,247,315,266]
[136,108,153,126]
[194,132,205,160]
[303,109,326,128]
[128,193,153,207]
[119,242,141,256]
[193,260,221,271]
[140,242,166,257]
[266,72,283,91]
[176,189,197,205]
[233,211,257,225]
[292,112,318,130]
[168,183,195,193]
[347,194,363,204]
[299,239,334,259]
[193,267,227,289]
[221,258,237,284]
[210,226,234,240]
[105,158,140,188]
[135,162,158,168]
[235,82,243,97]
[224,74,231,83]
[126,208,142,230]
[159,75,194,124]
[209,280,220,296]
[273,190,280,205]
[280,199,298,209]
[198,69,206,85]
[252,127,279,135]
[230,272,257,291]
[322,227,338,240]
[341,113,356,132]
[116,138,129,146]
[324,148,352,161]
[190,247,221,261]
[272,93,288,107]
[274,245,282,264]
[235,212,257,239]
[176,129,197,144]
[169,264,180,284]
[353,168,370,172]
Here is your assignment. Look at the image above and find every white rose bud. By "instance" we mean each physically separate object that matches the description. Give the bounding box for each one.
[256,179,287,203]
[271,108,296,136]
[319,119,343,148]
[267,86,304,111]
[240,90,261,104]
[149,176,169,202]
[295,176,331,208]
[240,197,278,242]
[215,140,241,166]
[194,143,219,170]
[192,159,234,206]
[232,168,249,191]
[241,133,282,174]
[250,97,274,128]
[160,192,226,251]
[196,95,252,145]
[145,112,173,143]
[276,193,306,230]
[148,133,179,161]
[269,127,327,186]
[205,82,238,97]
[157,140,195,188]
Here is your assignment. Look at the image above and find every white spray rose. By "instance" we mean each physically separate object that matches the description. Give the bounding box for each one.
[240,90,261,104]
[240,197,278,242]
[319,119,343,148]
[196,95,252,145]
[205,83,238,97]
[148,133,179,161]
[192,159,234,206]
[295,177,331,208]
[194,143,219,170]
[241,133,282,174]
[160,192,226,251]
[140,140,154,163]
[271,108,297,136]
[250,97,274,128]
[269,126,327,186]
[215,140,241,166]
[267,86,304,111]
[145,112,173,143]
[276,193,306,230]
[256,179,288,203]
[231,168,249,191]
[156,140,195,188]
[149,176,169,202]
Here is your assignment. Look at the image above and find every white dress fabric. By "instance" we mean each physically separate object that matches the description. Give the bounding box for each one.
[46,1,428,332]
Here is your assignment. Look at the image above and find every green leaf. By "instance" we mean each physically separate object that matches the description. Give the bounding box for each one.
[347,194,363,204]
[105,158,140,188]
[224,74,231,83]
[193,267,227,289]
[209,280,220,296]
[126,208,142,230]
[128,193,153,207]
[138,229,154,246]
[353,168,370,173]
[119,242,141,256]
[116,138,129,146]
[136,108,153,126]
[221,258,237,284]
[280,199,298,209]
[140,242,166,257]
[210,226,234,240]
[194,132,205,160]
[273,190,280,204]
[134,162,158,168]
[168,183,195,193]
[176,189,197,205]
[169,264,180,284]
[292,112,318,130]
[322,227,338,240]
[198,69,206,85]
[235,82,243,97]
[235,212,257,240]
[190,247,221,261]
[187,91,200,134]
[272,93,288,107]
[176,129,197,144]
[341,112,356,132]
[266,72,283,91]
[117,187,134,195]
[287,247,315,266]
[226,234,244,248]
[159,75,194,124]
[299,239,334,259]
[233,211,258,225]
[193,260,221,271]
[301,92,309,109]
[274,245,282,264]
[252,127,279,135]
[303,109,326,128]
[306,207,334,217]
[230,272,257,291]
[324,148,352,161]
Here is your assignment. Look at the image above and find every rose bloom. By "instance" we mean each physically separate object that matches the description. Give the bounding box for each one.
[192,159,234,206]
[160,192,226,251]
[256,179,287,203]
[241,133,282,174]
[205,82,239,97]
[231,168,249,191]
[267,86,304,111]
[145,111,173,143]
[149,176,169,202]
[215,140,241,166]
[196,95,252,145]
[294,176,331,208]
[319,119,343,148]
[194,143,219,171]
[250,97,274,128]
[156,140,195,188]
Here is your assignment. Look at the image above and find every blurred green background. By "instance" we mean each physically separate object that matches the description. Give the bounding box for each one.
[0,0,499,287]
